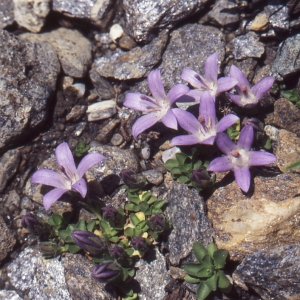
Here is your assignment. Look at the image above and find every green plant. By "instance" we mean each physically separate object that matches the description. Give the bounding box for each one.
[184,242,231,300]
[282,88,300,108]
[74,140,90,157]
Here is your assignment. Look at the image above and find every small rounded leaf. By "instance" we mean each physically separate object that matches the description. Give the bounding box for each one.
[206,273,218,291]
[206,242,218,258]
[184,274,201,284]
[217,270,231,289]
[213,249,228,269]
[197,282,212,300]
[183,262,202,277]
[193,242,208,262]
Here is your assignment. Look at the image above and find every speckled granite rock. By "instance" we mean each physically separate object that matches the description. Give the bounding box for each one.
[163,182,214,265]
[0,0,14,29]
[207,173,300,261]
[0,290,22,300]
[0,216,16,263]
[233,245,300,300]
[0,30,60,152]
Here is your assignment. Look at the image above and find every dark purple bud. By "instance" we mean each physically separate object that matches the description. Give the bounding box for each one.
[190,169,212,189]
[21,213,43,235]
[71,230,107,256]
[102,205,118,222]
[92,261,121,283]
[242,117,262,132]
[109,244,125,259]
[119,169,146,189]
[149,214,165,232]
[131,236,148,251]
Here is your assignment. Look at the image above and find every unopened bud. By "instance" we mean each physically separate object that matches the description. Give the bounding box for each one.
[190,169,212,189]
[21,213,45,236]
[242,117,262,132]
[149,214,165,232]
[119,169,146,189]
[92,261,121,283]
[109,244,125,259]
[102,205,118,222]
[131,236,148,252]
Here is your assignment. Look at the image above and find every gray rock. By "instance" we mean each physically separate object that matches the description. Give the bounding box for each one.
[135,247,170,300]
[123,0,209,42]
[62,253,114,299]
[0,30,60,151]
[4,190,21,214]
[13,0,50,33]
[233,245,300,300]
[265,4,289,31]
[271,34,300,81]
[230,32,265,60]
[65,105,86,122]
[159,24,225,90]
[0,1,14,29]
[142,170,163,185]
[110,133,123,146]
[21,28,92,78]
[92,30,168,80]
[0,149,20,192]
[0,216,16,263]
[86,100,117,121]
[0,290,22,300]
[96,119,121,143]
[163,182,214,265]
[208,0,240,26]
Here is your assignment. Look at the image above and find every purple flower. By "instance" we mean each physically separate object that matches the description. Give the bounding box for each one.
[92,261,121,283]
[227,65,275,107]
[123,69,189,139]
[207,125,276,192]
[102,205,118,222]
[181,53,238,102]
[131,236,148,251]
[172,91,239,146]
[31,142,105,210]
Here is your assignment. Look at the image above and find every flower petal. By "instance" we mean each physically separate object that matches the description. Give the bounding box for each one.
[172,108,201,134]
[251,77,275,101]
[201,135,216,145]
[216,77,238,94]
[77,153,105,178]
[43,188,69,210]
[161,109,178,130]
[131,113,160,139]
[207,156,233,172]
[148,69,167,102]
[233,166,251,192]
[216,114,239,133]
[123,93,159,112]
[248,151,276,166]
[171,135,201,146]
[229,65,251,90]
[227,93,243,107]
[181,68,205,90]
[72,178,87,198]
[204,53,218,83]
[31,169,68,189]
[186,89,203,102]
[199,91,216,126]
[167,84,190,104]
[216,132,237,154]
[237,125,253,151]
[55,142,78,180]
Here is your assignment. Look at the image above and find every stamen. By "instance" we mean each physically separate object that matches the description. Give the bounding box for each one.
[230,150,240,157]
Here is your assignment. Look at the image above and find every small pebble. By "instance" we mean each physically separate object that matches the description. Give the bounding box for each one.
[111,133,124,146]
[142,170,163,185]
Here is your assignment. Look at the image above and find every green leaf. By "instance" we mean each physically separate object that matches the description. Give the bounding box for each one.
[58,230,70,241]
[76,220,86,231]
[87,220,97,232]
[193,242,208,262]
[202,254,214,268]
[285,160,300,171]
[217,270,231,289]
[124,227,134,237]
[147,196,157,205]
[109,236,119,243]
[206,242,217,258]
[184,274,201,284]
[139,201,149,212]
[193,160,203,170]
[177,175,190,184]
[176,153,188,165]
[150,230,158,240]
[180,163,192,174]
[213,250,228,269]
[127,268,135,278]
[165,159,179,171]
[197,282,211,300]
[153,199,167,209]
[206,273,218,291]
[124,248,134,256]
[141,192,152,202]
[68,244,81,253]
[128,196,140,205]
[183,262,202,276]
[171,167,182,176]
[129,214,140,226]
[125,203,140,212]
[282,88,299,102]
[48,214,63,227]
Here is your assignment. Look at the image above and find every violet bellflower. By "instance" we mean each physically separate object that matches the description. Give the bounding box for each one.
[227,65,275,108]
[181,53,238,102]
[171,91,239,146]
[31,142,105,210]
[207,125,276,193]
[123,69,189,139]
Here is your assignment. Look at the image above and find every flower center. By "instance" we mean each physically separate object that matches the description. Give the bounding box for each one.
[240,86,256,105]
[196,116,216,142]
[230,148,249,167]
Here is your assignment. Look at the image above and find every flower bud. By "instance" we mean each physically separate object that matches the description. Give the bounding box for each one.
[190,169,212,189]
[242,117,262,132]
[119,169,146,189]
[109,244,125,259]
[71,230,107,256]
[21,213,44,236]
[92,261,121,283]
[102,205,118,222]
[149,214,165,232]
[131,236,148,252]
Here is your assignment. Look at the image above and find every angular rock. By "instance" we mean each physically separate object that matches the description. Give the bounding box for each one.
[265,4,289,31]
[0,216,16,263]
[0,291,22,300]
[142,169,163,185]
[0,149,20,192]
[163,182,214,265]
[230,32,265,60]
[89,69,115,100]
[208,0,240,26]
[123,0,209,42]
[271,34,300,81]
[250,12,269,31]
[21,28,92,78]
[86,100,117,121]
[0,30,60,151]
[0,1,14,29]
[92,31,168,80]
[233,245,300,300]
[62,253,114,299]
[207,173,300,261]
[13,0,50,33]
[159,24,225,90]
[135,247,170,300]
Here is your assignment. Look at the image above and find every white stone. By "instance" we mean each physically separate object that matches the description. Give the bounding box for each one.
[162,147,181,163]
[109,24,124,42]
[86,100,117,121]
